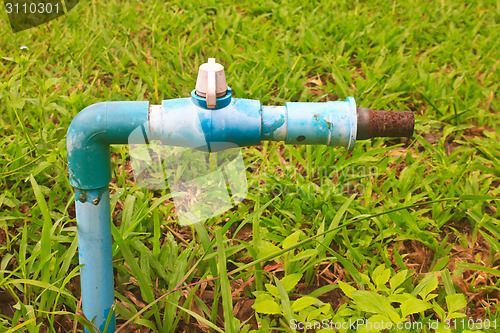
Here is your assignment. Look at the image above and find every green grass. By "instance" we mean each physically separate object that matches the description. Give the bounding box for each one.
[0,0,499,332]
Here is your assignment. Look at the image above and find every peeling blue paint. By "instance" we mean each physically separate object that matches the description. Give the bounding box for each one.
[262,105,287,141]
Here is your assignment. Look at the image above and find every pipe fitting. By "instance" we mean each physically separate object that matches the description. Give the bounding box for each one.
[153,96,262,150]
[283,97,357,150]
[67,101,149,191]
[191,87,232,110]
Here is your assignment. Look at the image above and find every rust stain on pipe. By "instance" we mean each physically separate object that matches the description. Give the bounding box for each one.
[357,107,414,140]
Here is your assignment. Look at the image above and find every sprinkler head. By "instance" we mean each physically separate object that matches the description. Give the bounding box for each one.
[356,107,414,140]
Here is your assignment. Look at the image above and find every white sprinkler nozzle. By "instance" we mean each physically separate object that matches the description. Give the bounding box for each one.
[195,58,227,108]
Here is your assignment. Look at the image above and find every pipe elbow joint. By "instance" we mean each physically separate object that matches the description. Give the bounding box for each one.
[67,102,111,190]
[67,101,149,191]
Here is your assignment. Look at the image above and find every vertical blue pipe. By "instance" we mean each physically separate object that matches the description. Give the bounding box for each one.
[75,187,115,333]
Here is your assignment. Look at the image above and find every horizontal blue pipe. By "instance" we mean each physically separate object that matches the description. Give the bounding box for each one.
[153,96,356,150]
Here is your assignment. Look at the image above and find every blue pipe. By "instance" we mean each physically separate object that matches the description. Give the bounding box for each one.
[67,101,150,191]
[75,187,115,332]
[67,93,357,332]
[68,101,149,332]
[151,91,356,150]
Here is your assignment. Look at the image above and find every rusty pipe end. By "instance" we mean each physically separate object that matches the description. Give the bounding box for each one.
[356,107,414,140]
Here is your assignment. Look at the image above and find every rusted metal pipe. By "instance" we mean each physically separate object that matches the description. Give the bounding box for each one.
[356,107,414,140]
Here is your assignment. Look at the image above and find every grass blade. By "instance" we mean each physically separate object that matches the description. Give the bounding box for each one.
[216,229,235,333]
[29,174,52,311]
